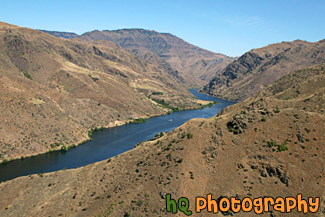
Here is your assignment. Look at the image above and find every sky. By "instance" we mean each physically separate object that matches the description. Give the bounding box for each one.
[0,0,324,56]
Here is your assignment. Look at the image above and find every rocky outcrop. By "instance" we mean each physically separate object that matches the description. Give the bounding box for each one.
[203,40,325,101]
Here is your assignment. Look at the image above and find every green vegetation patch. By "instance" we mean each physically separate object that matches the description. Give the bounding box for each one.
[88,74,99,82]
[152,98,179,111]
[266,140,288,152]
[23,72,32,80]
[152,91,163,95]
[1,159,9,164]
[205,101,219,107]
[130,118,147,124]
[88,126,106,139]
[186,132,193,139]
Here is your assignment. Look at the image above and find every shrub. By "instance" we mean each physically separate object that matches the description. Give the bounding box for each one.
[189,171,194,179]
[274,108,280,113]
[88,74,99,82]
[50,142,61,149]
[60,145,68,152]
[69,144,77,149]
[152,91,163,95]
[227,125,235,132]
[165,144,172,151]
[88,131,92,138]
[278,142,288,152]
[187,132,193,139]
[267,140,277,147]
[131,118,147,124]
[23,72,32,80]
[207,102,214,107]
[266,140,288,152]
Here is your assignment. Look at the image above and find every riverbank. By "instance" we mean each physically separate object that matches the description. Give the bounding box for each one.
[0,90,235,182]
[0,93,215,165]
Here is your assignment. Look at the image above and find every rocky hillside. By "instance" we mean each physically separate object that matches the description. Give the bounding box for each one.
[0,21,204,161]
[203,40,325,101]
[1,63,323,216]
[78,29,235,87]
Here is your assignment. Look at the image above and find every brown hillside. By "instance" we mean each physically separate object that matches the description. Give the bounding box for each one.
[1,64,323,216]
[203,39,325,101]
[79,29,235,87]
[0,21,203,161]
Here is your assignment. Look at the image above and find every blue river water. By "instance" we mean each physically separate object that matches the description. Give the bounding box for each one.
[0,89,235,181]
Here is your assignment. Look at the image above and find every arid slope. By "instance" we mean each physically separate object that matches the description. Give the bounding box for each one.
[0,64,323,216]
[203,39,325,101]
[0,21,203,160]
[79,29,235,87]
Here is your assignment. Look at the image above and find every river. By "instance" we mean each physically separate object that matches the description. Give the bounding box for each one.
[0,89,235,181]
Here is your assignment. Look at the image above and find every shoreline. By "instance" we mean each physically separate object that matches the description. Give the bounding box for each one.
[0,97,216,166]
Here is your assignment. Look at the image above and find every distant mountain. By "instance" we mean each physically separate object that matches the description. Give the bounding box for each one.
[78,29,235,87]
[202,39,325,101]
[39,30,79,39]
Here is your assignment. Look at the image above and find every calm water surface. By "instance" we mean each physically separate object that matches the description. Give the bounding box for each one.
[0,89,235,181]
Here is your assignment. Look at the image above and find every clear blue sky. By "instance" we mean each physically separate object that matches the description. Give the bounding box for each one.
[1,0,324,56]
